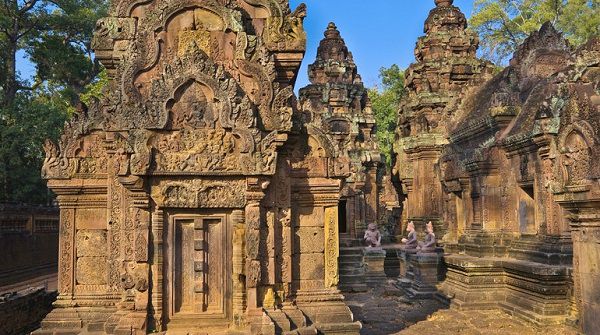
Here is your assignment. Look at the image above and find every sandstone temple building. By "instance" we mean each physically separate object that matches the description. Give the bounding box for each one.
[29,0,599,334]
[393,0,600,334]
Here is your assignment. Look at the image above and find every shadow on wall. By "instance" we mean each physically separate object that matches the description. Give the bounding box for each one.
[0,204,59,289]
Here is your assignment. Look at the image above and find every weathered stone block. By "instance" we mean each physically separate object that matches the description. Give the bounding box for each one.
[75,209,107,230]
[76,230,107,257]
[76,257,107,285]
[295,227,325,253]
[294,254,325,280]
[295,206,324,228]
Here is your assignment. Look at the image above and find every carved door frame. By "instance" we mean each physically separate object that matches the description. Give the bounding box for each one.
[164,210,233,327]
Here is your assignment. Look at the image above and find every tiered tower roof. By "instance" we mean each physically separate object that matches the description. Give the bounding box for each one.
[400,0,494,137]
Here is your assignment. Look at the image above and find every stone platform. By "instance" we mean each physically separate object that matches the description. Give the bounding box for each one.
[398,308,581,335]
[0,287,57,335]
[343,281,581,335]
[438,254,573,325]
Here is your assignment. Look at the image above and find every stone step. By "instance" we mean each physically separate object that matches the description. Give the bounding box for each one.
[265,309,292,333]
[339,267,365,276]
[281,305,307,329]
[316,322,362,334]
[339,248,364,256]
[340,274,367,284]
[339,238,362,248]
[339,264,364,269]
[282,325,318,335]
[338,254,363,263]
[338,283,369,293]
[166,317,231,333]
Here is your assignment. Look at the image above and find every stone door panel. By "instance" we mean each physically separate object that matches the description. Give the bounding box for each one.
[167,214,231,322]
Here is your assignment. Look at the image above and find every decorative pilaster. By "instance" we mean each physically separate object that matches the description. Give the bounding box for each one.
[231,209,247,327]
[324,206,339,288]
[150,209,165,331]
[58,208,75,296]
[245,177,267,310]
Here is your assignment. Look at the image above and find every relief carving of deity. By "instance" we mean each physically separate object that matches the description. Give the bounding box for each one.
[563,131,591,186]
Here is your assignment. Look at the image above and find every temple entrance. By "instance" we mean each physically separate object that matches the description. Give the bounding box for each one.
[339,199,348,234]
[518,185,536,234]
[166,212,232,329]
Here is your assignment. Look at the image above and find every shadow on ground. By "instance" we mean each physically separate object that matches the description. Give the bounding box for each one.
[344,280,448,335]
[345,280,581,335]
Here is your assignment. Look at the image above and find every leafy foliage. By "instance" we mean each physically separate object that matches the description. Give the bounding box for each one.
[369,65,406,167]
[470,0,599,64]
[0,93,68,203]
[0,0,108,204]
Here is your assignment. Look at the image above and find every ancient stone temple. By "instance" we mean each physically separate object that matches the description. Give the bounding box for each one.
[392,0,495,238]
[36,1,360,334]
[393,0,600,333]
[298,23,387,242]
[438,24,599,330]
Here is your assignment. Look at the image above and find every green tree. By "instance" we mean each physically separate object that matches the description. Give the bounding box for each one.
[0,0,108,108]
[370,64,406,167]
[0,93,68,204]
[470,0,599,63]
[0,0,108,204]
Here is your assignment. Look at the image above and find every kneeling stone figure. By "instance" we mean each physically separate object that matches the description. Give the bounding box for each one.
[401,221,418,249]
[417,221,437,252]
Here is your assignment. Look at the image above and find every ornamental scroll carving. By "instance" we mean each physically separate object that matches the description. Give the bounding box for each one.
[59,209,74,294]
[324,206,339,288]
[154,179,246,208]
[242,0,306,51]
[42,133,108,180]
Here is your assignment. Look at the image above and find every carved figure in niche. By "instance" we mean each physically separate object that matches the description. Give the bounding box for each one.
[401,221,418,249]
[169,81,215,129]
[417,222,437,252]
[542,157,560,192]
[398,115,411,138]
[363,223,382,248]
[262,150,277,173]
[114,148,129,176]
[563,131,591,186]
[415,114,430,133]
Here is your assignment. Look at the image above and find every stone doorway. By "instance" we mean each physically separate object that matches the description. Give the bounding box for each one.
[339,199,348,234]
[165,212,232,330]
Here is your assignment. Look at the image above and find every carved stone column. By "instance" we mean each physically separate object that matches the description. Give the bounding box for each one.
[245,178,266,310]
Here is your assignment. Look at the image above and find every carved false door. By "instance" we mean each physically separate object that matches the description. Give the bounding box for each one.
[169,214,231,323]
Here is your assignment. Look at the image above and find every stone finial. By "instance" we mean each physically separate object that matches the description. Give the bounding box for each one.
[435,0,454,6]
[324,22,340,39]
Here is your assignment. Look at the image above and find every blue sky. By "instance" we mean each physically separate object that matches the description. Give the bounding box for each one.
[16,1,475,90]
[291,0,474,89]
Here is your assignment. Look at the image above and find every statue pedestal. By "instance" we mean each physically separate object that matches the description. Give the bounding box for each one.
[363,248,387,287]
[397,248,444,298]
[295,290,362,334]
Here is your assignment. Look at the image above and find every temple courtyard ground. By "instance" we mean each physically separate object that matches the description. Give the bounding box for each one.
[344,281,581,335]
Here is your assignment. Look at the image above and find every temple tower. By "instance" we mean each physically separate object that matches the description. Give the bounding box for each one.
[299,23,384,240]
[392,0,493,237]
